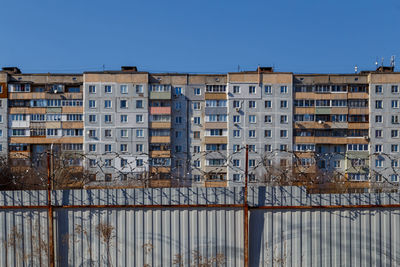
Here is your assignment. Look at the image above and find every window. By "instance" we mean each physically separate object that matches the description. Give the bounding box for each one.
[193,131,200,139]
[89,85,96,93]
[88,130,96,138]
[120,85,128,94]
[233,144,240,152]
[104,129,112,137]
[233,174,241,181]
[89,159,96,167]
[193,102,201,110]
[120,158,128,168]
[88,114,97,122]
[104,100,112,109]
[175,116,182,124]
[392,115,399,124]
[264,85,272,94]
[89,144,96,152]
[375,129,382,138]
[194,175,201,182]
[375,100,383,109]
[136,85,144,93]
[280,130,288,138]
[136,129,144,138]
[265,144,272,152]
[194,160,200,168]
[333,160,341,168]
[264,130,272,137]
[175,102,182,110]
[249,130,256,138]
[105,144,112,152]
[249,101,256,108]
[233,86,240,93]
[175,146,182,152]
[280,86,287,94]
[392,100,399,108]
[280,144,287,151]
[392,85,399,93]
[175,87,182,96]
[375,85,382,93]
[375,115,382,123]
[264,115,272,123]
[136,114,143,123]
[375,158,383,167]
[233,130,240,137]
[175,131,182,138]
[280,115,288,123]
[392,160,398,167]
[194,88,201,95]
[120,100,128,109]
[392,130,398,138]
[105,174,112,181]
[104,115,112,123]
[105,85,112,93]
[120,114,128,123]
[121,129,128,138]
[47,129,59,136]
[280,100,288,108]
[376,174,383,182]
[249,145,256,152]
[89,100,96,108]
[249,115,256,123]
[249,160,255,167]
[375,144,382,153]
[391,174,398,182]
[249,86,256,94]
[136,144,143,152]
[194,146,200,153]
[193,117,200,125]
[233,100,240,108]
[233,115,240,123]
[392,144,398,152]
[136,100,143,109]
[233,159,240,167]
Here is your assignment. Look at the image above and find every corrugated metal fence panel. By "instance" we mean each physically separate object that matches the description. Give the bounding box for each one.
[54,208,243,266]
[248,186,400,206]
[52,187,244,206]
[0,190,48,206]
[249,208,400,267]
[0,209,48,266]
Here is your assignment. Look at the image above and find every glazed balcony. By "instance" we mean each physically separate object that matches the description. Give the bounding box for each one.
[149,106,171,115]
[149,91,171,100]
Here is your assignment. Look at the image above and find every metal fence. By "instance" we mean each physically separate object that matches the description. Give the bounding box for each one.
[0,187,400,266]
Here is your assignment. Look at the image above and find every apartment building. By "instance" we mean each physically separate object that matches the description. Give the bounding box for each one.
[369,69,400,186]
[83,68,149,182]
[1,65,399,190]
[227,68,293,185]
[1,67,83,176]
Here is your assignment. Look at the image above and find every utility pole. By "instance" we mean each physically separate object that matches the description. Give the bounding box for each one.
[244,144,249,267]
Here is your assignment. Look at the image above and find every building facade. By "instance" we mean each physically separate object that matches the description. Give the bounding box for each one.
[1,65,399,190]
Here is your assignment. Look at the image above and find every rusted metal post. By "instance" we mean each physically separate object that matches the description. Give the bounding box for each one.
[47,152,55,267]
[244,145,249,267]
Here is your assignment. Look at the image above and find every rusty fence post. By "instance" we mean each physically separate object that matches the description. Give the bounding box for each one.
[47,152,55,267]
[244,145,249,267]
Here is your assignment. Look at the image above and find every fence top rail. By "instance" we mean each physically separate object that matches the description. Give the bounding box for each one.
[0,186,399,208]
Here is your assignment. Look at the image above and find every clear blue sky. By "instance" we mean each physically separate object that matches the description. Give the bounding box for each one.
[1,0,399,74]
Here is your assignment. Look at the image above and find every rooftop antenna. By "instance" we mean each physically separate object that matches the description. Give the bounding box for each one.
[375,58,379,68]
[381,57,384,67]
[391,55,395,67]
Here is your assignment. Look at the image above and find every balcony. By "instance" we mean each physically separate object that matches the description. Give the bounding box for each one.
[205,93,226,100]
[347,92,368,99]
[349,108,368,115]
[150,166,171,173]
[149,106,171,115]
[204,122,227,129]
[150,150,171,158]
[149,122,171,129]
[204,180,228,187]
[149,91,171,100]
[150,136,171,143]
[204,136,227,143]
[294,136,368,144]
